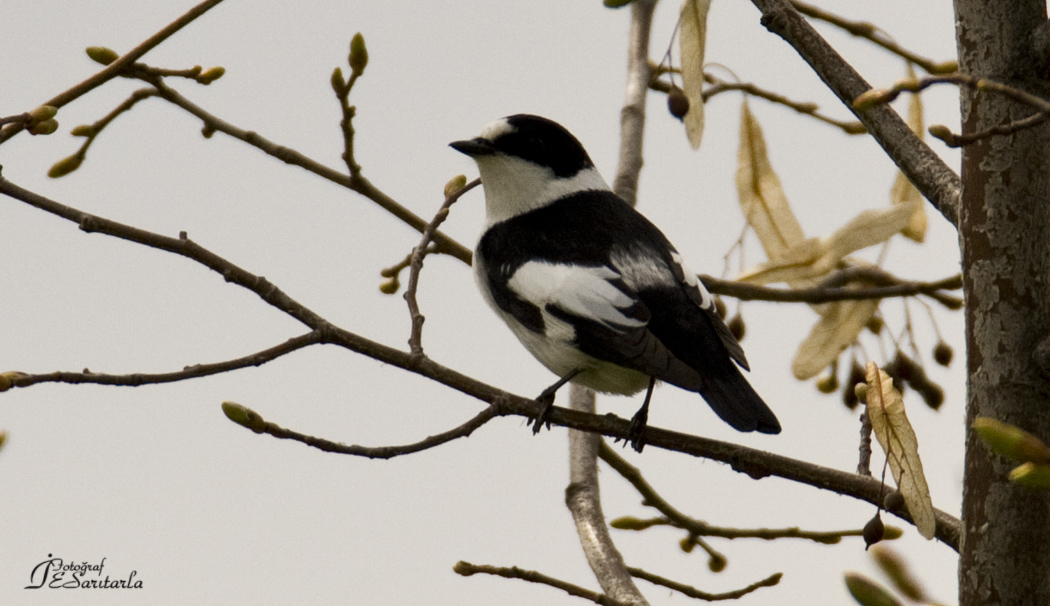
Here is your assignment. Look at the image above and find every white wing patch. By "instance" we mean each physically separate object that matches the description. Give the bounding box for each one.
[610,246,677,290]
[670,251,714,310]
[507,261,645,333]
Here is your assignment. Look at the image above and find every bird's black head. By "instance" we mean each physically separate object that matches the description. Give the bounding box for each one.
[451,114,595,179]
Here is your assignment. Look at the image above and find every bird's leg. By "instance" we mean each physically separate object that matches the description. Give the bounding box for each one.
[627,377,657,452]
[532,369,582,434]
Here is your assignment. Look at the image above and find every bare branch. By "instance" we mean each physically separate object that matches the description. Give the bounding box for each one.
[702,272,963,307]
[224,402,497,458]
[404,179,480,355]
[454,561,631,606]
[856,72,1050,148]
[628,567,782,601]
[0,0,227,145]
[703,76,866,134]
[789,0,956,74]
[749,0,961,228]
[135,73,472,264]
[7,332,322,390]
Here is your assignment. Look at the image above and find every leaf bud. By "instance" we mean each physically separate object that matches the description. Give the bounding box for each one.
[48,154,83,178]
[86,46,119,66]
[707,552,727,573]
[28,119,59,135]
[844,572,902,606]
[854,382,868,405]
[444,174,468,198]
[973,417,1050,464]
[379,277,400,295]
[349,32,369,75]
[70,124,95,137]
[28,105,58,123]
[667,89,690,120]
[870,545,925,601]
[927,124,953,141]
[198,66,226,84]
[1009,462,1050,489]
[221,401,266,433]
[0,371,27,392]
[603,0,635,7]
[678,536,695,553]
[330,67,345,95]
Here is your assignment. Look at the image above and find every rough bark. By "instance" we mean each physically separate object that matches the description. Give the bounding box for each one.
[956,2,1050,605]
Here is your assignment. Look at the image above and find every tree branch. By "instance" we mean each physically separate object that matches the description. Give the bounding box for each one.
[6,332,322,390]
[454,561,631,606]
[702,272,963,306]
[404,178,480,355]
[0,0,227,145]
[627,567,782,601]
[222,402,497,458]
[749,0,961,228]
[789,0,956,74]
[138,74,472,264]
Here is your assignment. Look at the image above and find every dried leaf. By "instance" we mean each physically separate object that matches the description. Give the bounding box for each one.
[679,0,710,149]
[865,362,935,540]
[735,101,805,260]
[892,64,927,243]
[792,298,879,379]
[739,203,912,285]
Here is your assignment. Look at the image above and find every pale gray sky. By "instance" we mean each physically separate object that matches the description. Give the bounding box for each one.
[2,1,964,604]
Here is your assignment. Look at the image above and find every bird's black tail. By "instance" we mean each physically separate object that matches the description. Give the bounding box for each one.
[698,365,780,434]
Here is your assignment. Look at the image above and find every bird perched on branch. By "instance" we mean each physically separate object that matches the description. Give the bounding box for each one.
[451,114,780,450]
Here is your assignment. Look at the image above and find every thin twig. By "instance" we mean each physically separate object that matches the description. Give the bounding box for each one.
[454,561,631,606]
[856,72,1050,148]
[789,0,956,74]
[627,567,782,601]
[226,403,497,458]
[0,172,961,551]
[858,410,873,476]
[136,73,472,264]
[7,332,322,390]
[650,70,866,134]
[0,0,227,145]
[600,443,881,545]
[404,179,480,355]
[702,76,866,134]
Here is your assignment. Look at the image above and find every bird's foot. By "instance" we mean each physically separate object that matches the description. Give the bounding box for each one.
[627,406,649,452]
[531,390,556,435]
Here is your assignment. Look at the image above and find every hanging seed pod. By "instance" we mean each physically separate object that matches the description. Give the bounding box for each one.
[933,341,953,367]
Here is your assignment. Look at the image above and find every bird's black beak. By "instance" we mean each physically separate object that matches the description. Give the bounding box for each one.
[450,138,496,157]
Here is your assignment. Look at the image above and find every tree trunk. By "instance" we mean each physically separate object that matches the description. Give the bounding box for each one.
[956,2,1050,604]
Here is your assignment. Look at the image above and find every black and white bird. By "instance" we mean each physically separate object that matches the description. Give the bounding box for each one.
[451,114,780,449]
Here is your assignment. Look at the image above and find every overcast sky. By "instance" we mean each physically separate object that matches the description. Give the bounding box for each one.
[1,1,965,604]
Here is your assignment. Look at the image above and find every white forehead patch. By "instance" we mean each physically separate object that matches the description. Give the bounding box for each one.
[478,118,515,142]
